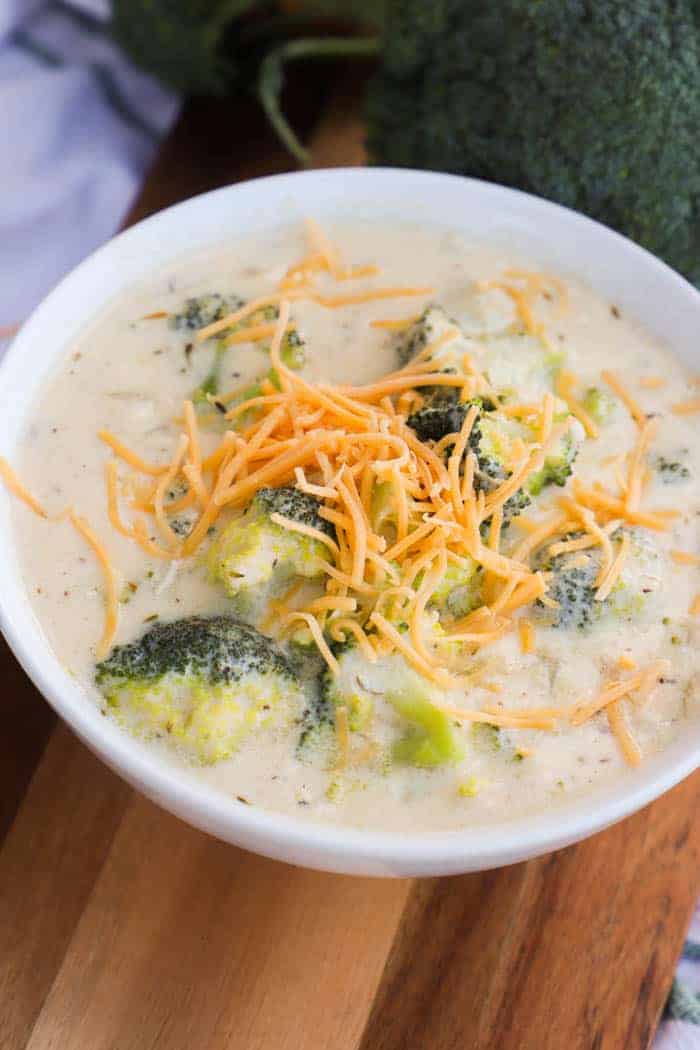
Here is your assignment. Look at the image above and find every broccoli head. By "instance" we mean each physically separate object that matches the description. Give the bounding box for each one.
[172,294,305,405]
[534,528,659,630]
[306,643,463,768]
[170,293,245,334]
[428,558,482,620]
[406,397,473,444]
[535,540,602,630]
[527,432,579,496]
[395,304,463,368]
[409,395,582,516]
[208,487,334,614]
[297,641,375,757]
[409,396,531,524]
[368,0,700,287]
[583,387,617,425]
[95,615,303,764]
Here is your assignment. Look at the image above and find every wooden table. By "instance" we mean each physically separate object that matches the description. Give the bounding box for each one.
[2,76,699,1050]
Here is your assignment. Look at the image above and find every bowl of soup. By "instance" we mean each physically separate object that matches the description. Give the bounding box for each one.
[1,168,699,876]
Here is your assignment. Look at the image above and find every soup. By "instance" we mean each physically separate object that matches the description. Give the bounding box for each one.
[6,221,700,831]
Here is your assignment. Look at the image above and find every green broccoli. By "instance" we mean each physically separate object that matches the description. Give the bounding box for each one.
[170,293,245,334]
[306,643,462,767]
[95,615,303,764]
[653,455,691,484]
[534,539,602,630]
[527,433,579,496]
[390,689,463,768]
[367,1,700,287]
[394,304,463,368]
[534,528,659,630]
[405,397,477,444]
[583,387,617,425]
[297,676,337,754]
[298,641,377,757]
[428,559,482,620]
[208,487,335,614]
[408,397,531,525]
[171,293,305,406]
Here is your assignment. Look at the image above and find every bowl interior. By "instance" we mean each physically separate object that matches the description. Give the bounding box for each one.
[1,168,699,876]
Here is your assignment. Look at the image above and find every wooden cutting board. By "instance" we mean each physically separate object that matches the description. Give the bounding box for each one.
[2,72,699,1050]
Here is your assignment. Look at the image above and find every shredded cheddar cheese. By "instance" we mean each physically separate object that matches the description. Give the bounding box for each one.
[370,315,422,331]
[69,511,119,658]
[2,220,694,775]
[671,550,700,567]
[601,370,645,426]
[105,461,133,538]
[555,370,599,438]
[570,660,668,725]
[0,456,48,518]
[607,701,642,766]
[518,618,535,653]
[671,398,700,416]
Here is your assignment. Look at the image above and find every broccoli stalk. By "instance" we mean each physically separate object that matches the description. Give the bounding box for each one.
[304,644,463,768]
[389,690,464,767]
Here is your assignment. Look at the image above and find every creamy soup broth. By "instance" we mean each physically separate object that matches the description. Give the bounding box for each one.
[11,222,700,831]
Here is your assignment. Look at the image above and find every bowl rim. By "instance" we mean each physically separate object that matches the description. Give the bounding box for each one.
[1,165,699,876]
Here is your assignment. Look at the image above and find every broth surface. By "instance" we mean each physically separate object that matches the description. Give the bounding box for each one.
[12,222,700,831]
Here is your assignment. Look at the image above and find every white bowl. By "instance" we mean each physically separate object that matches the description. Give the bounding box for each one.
[1,168,699,877]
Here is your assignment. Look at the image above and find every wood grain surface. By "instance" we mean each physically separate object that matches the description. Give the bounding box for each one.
[1,74,698,1050]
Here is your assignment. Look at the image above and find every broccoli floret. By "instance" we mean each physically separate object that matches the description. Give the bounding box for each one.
[406,398,474,444]
[170,293,244,334]
[309,645,463,768]
[297,686,336,755]
[429,559,482,620]
[407,396,532,525]
[527,432,579,496]
[535,539,602,630]
[468,408,532,524]
[654,455,691,484]
[395,304,462,367]
[407,395,493,445]
[534,528,659,630]
[583,387,617,425]
[171,292,305,406]
[95,615,303,764]
[297,641,374,757]
[174,296,305,367]
[367,1,700,287]
[208,487,334,614]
